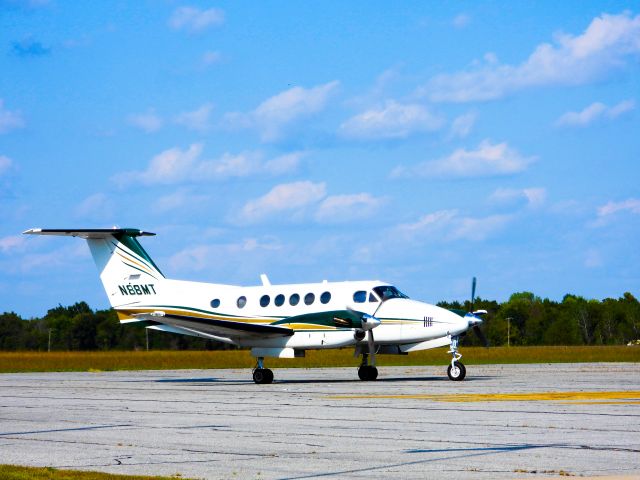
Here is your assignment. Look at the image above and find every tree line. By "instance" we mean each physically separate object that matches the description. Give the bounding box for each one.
[1,292,639,351]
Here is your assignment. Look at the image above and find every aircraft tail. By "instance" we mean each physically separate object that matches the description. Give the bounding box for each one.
[23,228,164,308]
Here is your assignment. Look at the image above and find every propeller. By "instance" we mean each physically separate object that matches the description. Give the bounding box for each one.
[349,310,381,365]
[360,313,380,366]
[467,277,490,347]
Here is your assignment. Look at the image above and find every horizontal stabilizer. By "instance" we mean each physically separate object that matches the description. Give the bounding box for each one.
[23,228,155,239]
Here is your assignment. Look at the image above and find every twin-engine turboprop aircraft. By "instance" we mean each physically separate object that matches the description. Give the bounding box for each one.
[23,228,488,384]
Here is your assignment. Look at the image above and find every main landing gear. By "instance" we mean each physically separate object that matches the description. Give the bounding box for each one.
[252,357,274,384]
[447,335,466,381]
[357,352,378,381]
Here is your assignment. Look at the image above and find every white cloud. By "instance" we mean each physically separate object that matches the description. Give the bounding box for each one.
[451,214,512,241]
[489,187,547,208]
[339,101,444,140]
[74,193,114,219]
[396,209,512,242]
[315,193,385,223]
[598,198,640,216]
[0,155,13,175]
[198,151,260,178]
[421,12,640,102]
[201,50,222,67]
[169,6,224,33]
[154,189,209,213]
[555,99,635,127]
[448,112,476,139]
[0,99,25,134]
[347,66,402,108]
[392,140,535,179]
[397,210,458,236]
[591,198,640,227]
[0,235,25,253]
[239,181,327,223]
[225,81,339,141]
[114,143,203,186]
[263,152,305,175]
[168,237,282,272]
[175,103,213,132]
[452,13,471,29]
[127,110,163,133]
[607,99,636,117]
[113,144,303,186]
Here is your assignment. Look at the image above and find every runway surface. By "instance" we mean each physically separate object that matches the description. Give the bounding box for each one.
[1,363,639,479]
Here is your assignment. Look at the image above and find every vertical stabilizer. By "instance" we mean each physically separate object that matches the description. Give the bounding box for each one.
[23,228,164,308]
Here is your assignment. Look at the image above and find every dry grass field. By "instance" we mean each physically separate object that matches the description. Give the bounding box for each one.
[0,346,638,373]
[0,465,196,480]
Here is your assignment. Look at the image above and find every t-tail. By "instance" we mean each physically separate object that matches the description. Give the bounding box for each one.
[23,228,164,308]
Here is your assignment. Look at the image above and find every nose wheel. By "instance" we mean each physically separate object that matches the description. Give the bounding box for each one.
[447,360,466,381]
[358,365,378,381]
[357,352,378,381]
[447,335,466,381]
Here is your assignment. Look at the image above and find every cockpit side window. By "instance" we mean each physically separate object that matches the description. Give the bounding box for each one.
[353,290,367,303]
[373,285,409,300]
[368,292,379,302]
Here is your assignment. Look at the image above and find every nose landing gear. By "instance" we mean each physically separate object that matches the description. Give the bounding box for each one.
[447,335,466,381]
[357,353,378,381]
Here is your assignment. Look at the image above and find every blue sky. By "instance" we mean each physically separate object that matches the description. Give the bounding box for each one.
[1,1,639,318]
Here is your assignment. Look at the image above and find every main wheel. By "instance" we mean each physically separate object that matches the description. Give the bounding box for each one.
[447,361,466,381]
[358,365,378,381]
[253,368,274,384]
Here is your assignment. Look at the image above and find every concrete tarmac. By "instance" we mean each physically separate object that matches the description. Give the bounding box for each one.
[1,363,639,479]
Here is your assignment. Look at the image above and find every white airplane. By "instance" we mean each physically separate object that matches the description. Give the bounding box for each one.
[23,227,488,384]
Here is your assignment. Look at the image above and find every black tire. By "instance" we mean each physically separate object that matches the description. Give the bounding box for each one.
[447,361,466,381]
[253,368,274,384]
[358,365,378,381]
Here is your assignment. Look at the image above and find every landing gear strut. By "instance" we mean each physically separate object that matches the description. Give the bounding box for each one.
[357,352,378,381]
[447,336,466,381]
[252,357,274,384]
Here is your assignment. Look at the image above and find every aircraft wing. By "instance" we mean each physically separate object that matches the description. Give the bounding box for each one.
[126,308,366,342]
[128,312,295,339]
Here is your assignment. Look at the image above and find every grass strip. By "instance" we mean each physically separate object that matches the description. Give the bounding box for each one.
[0,465,197,480]
[0,346,638,373]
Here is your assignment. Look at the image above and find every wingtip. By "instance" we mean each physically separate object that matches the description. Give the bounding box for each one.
[23,228,41,235]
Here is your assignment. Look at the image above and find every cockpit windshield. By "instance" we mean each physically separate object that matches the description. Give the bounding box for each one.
[373,285,409,300]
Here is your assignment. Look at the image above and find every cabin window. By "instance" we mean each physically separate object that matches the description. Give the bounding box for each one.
[237,296,247,308]
[353,290,367,303]
[260,295,270,307]
[211,299,220,308]
[290,293,300,306]
[275,294,285,307]
[320,291,331,304]
[368,292,378,303]
[304,293,315,305]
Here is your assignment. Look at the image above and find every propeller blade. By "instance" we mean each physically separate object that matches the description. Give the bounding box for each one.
[367,329,376,366]
[471,276,477,311]
[473,325,489,348]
